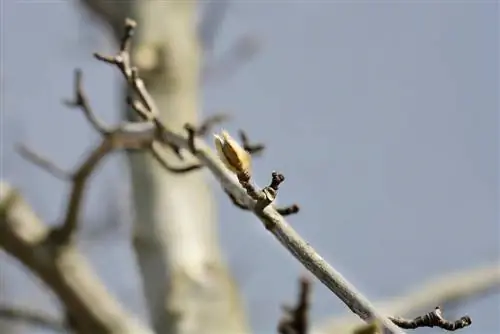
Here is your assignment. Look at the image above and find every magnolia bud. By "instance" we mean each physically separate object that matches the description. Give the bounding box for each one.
[214,130,251,177]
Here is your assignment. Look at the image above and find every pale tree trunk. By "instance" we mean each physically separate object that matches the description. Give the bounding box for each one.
[80,1,250,334]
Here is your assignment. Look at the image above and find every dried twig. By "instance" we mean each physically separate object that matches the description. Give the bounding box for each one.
[16,144,70,181]
[63,69,109,134]
[388,307,471,331]
[278,276,312,334]
[149,144,202,174]
[95,18,405,333]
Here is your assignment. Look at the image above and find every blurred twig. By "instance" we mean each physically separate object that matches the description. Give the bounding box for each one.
[0,306,65,332]
[278,276,312,334]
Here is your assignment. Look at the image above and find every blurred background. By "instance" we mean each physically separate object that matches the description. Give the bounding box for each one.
[1,1,498,334]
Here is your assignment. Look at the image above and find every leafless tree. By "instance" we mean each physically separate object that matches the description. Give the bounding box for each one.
[1,2,498,334]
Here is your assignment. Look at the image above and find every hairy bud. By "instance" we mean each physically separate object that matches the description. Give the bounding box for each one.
[214,130,251,177]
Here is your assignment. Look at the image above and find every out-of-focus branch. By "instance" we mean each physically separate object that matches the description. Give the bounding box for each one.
[313,264,500,334]
[203,34,261,84]
[0,182,154,334]
[199,0,230,55]
[6,68,162,333]
[278,276,312,334]
[17,69,155,245]
[0,306,65,332]
[95,18,405,334]
[198,0,261,84]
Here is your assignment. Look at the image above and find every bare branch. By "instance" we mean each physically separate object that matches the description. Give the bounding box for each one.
[0,182,154,334]
[63,69,109,134]
[16,144,71,181]
[17,72,157,245]
[278,276,312,334]
[149,144,203,174]
[195,114,231,137]
[0,306,65,332]
[277,205,301,216]
[388,307,471,331]
[95,18,405,334]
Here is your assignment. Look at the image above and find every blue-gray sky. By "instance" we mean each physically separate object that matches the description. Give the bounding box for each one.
[1,1,498,334]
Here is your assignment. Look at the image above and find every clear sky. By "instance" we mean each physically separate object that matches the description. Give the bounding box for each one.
[1,1,498,334]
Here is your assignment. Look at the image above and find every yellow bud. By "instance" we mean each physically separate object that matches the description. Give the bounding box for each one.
[214,130,251,177]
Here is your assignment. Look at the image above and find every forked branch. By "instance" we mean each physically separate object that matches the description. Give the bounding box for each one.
[94,18,405,334]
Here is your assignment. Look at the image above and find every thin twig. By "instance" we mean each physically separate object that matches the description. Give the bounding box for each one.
[389,307,471,331]
[150,145,203,174]
[278,276,312,334]
[16,144,71,181]
[18,70,157,245]
[195,114,230,137]
[63,69,109,134]
[184,124,197,154]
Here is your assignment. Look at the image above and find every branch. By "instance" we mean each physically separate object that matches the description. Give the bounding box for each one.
[278,276,312,334]
[0,306,65,332]
[388,307,471,331]
[314,264,500,334]
[17,70,156,245]
[63,68,110,134]
[95,18,405,334]
[0,182,154,334]
[16,144,71,181]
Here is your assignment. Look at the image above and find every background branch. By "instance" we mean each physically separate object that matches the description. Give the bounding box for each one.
[0,182,154,334]
[0,306,66,332]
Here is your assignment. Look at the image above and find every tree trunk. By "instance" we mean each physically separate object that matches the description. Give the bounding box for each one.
[79,1,250,334]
